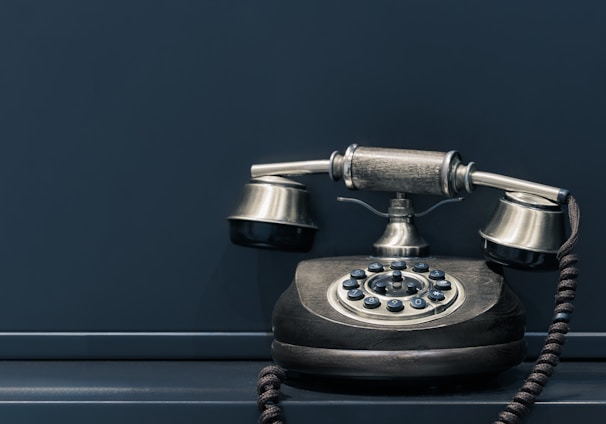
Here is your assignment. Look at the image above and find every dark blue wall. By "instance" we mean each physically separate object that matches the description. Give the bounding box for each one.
[0,1,603,357]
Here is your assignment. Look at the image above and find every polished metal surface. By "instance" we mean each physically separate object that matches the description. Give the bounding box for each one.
[238,145,570,258]
[327,264,465,325]
[343,145,461,196]
[479,192,565,253]
[237,144,573,261]
[469,170,567,204]
[336,196,431,257]
[372,197,429,258]
[372,218,430,257]
[340,143,358,189]
[227,176,318,229]
[250,159,331,178]
[336,196,390,218]
[440,150,463,197]
[246,144,569,206]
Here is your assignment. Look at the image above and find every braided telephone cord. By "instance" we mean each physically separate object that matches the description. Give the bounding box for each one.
[494,195,580,424]
[257,364,287,424]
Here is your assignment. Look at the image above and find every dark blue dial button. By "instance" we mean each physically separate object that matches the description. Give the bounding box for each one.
[428,289,445,301]
[435,280,452,290]
[347,289,364,301]
[391,270,403,282]
[429,269,445,280]
[386,299,404,312]
[374,281,387,294]
[406,282,419,294]
[363,296,381,309]
[390,260,407,270]
[368,262,384,273]
[413,262,429,273]
[410,297,427,309]
[342,279,359,290]
[350,269,366,280]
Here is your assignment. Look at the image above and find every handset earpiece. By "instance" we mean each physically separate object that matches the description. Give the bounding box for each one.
[479,191,566,270]
[227,176,318,252]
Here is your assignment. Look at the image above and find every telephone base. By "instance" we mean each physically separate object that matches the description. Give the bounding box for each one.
[271,255,527,380]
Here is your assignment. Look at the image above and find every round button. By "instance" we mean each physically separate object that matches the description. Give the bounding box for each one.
[342,279,359,290]
[386,299,404,312]
[406,281,418,294]
[413,262,429,273]
[429,269,445,280]
[392,281,403,290]
[373,281,387,295]
[350,269,367,280]
[410,297,427,309]
[390,260,407,270]
[391,270,403,282]
[363,296,381,309]
[435,280,452,290]
[368,262,384,273]
[428,289,445,301]
[347,289,365,301]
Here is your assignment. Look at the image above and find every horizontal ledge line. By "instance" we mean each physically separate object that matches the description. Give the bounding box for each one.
[0,331,602,336]
[0,332,273,337]
[287,400,606,406]
[0,331,603,338]
[0,400,603,406]
[526,332,606,338]
[0,401,254,405]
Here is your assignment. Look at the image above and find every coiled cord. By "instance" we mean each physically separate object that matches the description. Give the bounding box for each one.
[494,195,580,424]
[257,364,286,424]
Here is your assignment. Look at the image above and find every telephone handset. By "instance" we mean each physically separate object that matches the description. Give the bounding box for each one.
[227,145,580,423]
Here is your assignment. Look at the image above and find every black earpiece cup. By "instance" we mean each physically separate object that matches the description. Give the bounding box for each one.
[482,239,558,271]
[229,219,316,252]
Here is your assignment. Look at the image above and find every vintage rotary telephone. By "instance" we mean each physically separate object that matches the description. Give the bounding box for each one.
[227,145,580,424]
